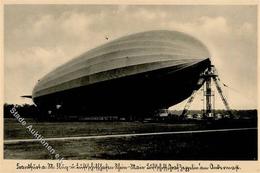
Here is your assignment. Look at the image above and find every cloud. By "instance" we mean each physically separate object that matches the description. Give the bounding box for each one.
[4,46,68,104]
[199,16,230,34]
[31,15,54,36]
[60,12,93,38]
[5,6,257,109]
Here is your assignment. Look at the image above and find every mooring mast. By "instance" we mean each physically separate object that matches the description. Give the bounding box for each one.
[181,64,233,119]
[201,65,216,118]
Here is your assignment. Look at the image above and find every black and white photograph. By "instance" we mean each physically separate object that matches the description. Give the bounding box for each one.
[3,2,258,165]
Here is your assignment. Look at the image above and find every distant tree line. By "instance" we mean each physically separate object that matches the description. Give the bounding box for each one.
[4,103,39,118]
[169,109,257,119]
[3,103,258,120]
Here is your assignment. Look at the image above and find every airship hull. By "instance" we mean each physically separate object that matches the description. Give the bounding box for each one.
[32,30,211,118]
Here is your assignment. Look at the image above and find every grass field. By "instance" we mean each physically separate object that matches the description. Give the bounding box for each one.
[4,118,257,160]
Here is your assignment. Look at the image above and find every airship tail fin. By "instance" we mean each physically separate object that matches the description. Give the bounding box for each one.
[21,95,32,99]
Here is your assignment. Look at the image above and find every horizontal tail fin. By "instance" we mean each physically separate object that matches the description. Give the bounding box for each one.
[21,95,32,99]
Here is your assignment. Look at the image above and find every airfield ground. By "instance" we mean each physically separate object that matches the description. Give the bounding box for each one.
[4,118,257,160]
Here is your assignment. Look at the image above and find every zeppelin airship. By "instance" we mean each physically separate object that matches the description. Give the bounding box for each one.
[32,30,211,119]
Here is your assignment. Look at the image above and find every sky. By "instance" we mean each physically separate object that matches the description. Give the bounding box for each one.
[4,5,258,110]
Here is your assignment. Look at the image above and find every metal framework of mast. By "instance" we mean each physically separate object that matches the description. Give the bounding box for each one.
[181,64,233,119]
